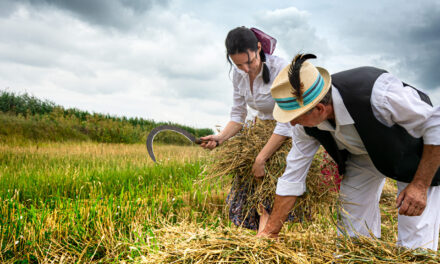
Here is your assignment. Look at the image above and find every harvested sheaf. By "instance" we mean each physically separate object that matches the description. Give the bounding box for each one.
[203,119,341,222]
[140,222,440,263]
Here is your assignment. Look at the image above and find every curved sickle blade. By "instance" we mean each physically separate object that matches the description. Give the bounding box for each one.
[146,125,196,162]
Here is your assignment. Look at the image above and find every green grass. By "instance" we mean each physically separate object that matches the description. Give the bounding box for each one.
[0,143,228,263]
[1,142,437,263]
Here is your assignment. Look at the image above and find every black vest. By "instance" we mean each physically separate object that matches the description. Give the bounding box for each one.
[304,67,440,186]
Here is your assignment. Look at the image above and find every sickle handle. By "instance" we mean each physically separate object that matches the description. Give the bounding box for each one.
[195,138,219,147]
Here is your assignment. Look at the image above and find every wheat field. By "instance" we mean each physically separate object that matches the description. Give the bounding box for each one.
[0,142,438,263]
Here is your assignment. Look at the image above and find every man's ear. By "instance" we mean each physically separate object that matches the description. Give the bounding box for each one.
[315,103,325,113]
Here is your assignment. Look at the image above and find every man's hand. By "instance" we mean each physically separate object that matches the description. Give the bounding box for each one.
[396,145,440,216]
[396,182,428,216]
[252,158,266,178]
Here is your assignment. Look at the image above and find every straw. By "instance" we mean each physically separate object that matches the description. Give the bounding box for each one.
[203,119,340,222]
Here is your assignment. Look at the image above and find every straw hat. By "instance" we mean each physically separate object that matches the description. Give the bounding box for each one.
[271,57,331,123]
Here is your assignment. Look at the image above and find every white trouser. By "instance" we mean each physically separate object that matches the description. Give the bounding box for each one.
[338,154,440,250]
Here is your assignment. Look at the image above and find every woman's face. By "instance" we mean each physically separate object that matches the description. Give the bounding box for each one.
[229,47,261,75]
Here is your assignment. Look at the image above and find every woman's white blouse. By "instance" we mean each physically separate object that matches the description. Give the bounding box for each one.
[230,54,291,137]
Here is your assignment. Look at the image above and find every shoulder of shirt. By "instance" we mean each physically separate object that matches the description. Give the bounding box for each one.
[232,67,245,82]
[371,72,406,101]
[266,54,289,71]
[291,124,311,139]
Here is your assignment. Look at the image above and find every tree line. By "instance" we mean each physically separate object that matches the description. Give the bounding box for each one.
[0,90,213,144]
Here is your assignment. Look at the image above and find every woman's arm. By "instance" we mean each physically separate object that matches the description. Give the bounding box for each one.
[252,133,287,178]
[200,121,243,149]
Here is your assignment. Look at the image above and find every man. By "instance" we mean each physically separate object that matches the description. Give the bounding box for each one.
[257,54,440,250]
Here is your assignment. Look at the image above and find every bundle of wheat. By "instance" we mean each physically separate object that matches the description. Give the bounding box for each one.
[140,220,439,264]
[203,119,341,223]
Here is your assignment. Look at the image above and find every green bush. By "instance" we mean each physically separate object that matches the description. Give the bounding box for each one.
[0,90,213,144]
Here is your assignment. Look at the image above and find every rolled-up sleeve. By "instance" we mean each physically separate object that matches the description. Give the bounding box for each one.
[273,122,292,137]
[230,74,247,124]
[276,126,321,196]
[372,73,440,145]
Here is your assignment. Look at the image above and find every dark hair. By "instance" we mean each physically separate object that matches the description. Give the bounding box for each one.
[319,87,332,105]
[304,88,332,115]
[225,26,270,84]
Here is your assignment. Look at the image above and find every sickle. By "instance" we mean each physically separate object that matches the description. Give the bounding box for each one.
[146,125,218,162]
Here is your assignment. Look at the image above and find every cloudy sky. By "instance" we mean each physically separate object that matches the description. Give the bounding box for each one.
[1,0,439,130]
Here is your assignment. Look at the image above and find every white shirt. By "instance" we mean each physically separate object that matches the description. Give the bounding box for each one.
[230,54,291,137]
[276,72,440,196]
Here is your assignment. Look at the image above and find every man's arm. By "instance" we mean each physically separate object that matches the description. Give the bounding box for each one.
[256,125,320,237]
[396,145,440,216]
[371,74,440,216]
[257,195,297,238]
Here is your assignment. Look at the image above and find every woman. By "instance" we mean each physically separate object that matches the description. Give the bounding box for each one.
[200,26,292,232]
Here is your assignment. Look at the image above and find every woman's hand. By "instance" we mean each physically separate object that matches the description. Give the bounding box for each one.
[200,135,221,150]
[252,133,287,178]
[199,121,242,150]
[252,157,266,178]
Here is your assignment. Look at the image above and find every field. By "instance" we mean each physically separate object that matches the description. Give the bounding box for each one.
[0,142,439,263]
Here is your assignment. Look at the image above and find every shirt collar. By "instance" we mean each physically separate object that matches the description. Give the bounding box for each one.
[332,86,354,126]
[317,85,354,130]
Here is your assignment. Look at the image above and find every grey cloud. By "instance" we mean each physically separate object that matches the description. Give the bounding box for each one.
[404,7,440,90]
[255,7,330,60]
[159,68,214,81]
[119,0,162,14]
[153,76,229,102]
[16,0,170,30]
[157,58,224,82]
[0,0,18,17]
[336,1,440,90]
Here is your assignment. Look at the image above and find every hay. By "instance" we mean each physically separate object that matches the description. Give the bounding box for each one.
[147,127,440,263]
[140,180,439,262]
[203,119,340,222]
[140,221,440,263]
